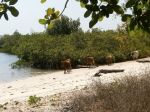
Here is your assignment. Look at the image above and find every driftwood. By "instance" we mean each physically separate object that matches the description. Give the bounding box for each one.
[94,69,124,77]
[137,60,150,63]
[77,65,96,68]
[77,65,89,68]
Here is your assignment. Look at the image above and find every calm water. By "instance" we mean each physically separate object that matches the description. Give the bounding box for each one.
[0,53,55,82]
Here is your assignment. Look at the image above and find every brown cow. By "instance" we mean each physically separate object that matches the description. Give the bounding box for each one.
[61,59,72,74]
[106,54,114,65]
[85,56,95,68]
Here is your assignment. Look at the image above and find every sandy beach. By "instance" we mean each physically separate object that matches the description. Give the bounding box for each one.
[0,58,150,105]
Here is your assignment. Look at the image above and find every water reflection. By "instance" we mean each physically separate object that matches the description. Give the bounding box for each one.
[0,53,54,82]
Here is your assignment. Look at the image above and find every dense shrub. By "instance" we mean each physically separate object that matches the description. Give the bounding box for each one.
[0,30,150,69]
[46,15,81,35]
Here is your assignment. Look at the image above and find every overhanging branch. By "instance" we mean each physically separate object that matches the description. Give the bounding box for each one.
[59,0,69,17]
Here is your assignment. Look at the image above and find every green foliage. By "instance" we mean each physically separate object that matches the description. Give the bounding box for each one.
[0,33,20,53]
[38,0,150,32]
[79,0,124,28]
[40,0,46,4]
[77,0,150,32]
[39,19,47,25]
[9,0,18,5]
[0,0,19,20]
[11,59,30,68]
[1,0,150,33]
[8,6,19,17]
[39,7,60,28]
[28,95,41,105]
[84,10,92,18]
[46,15,81,35]
[0,29,150,69]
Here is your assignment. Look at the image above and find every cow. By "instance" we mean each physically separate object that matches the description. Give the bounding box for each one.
[130,50,139,60]
[61,59,72,74]
[106,54,114,65]
[85,56,95,68]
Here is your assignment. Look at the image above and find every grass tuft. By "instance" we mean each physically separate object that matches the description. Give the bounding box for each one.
[62,70,150,112]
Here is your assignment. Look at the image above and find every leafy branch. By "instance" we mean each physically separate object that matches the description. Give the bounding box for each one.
[59,0,69,17]
[39,0,70,29]
[0,0,19,20]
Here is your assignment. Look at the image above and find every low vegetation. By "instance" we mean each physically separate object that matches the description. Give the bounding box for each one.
[28,95,41,105]
[62,70,150,112]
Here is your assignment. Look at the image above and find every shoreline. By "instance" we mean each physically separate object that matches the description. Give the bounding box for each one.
[0,58,150,104]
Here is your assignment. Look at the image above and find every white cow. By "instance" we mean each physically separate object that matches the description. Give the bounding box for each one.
[130,50,139,60]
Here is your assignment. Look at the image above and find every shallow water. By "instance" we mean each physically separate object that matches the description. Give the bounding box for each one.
[0,53,55,82]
